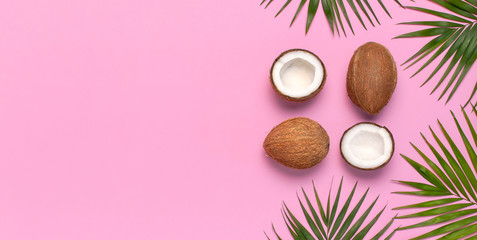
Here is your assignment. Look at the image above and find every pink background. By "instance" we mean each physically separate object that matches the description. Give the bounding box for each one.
[0,0,475,239]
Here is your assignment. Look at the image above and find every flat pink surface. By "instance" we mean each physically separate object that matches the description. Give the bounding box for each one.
[0,1,475,239]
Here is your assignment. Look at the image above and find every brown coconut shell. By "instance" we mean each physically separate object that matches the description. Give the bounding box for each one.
[339,122,395,170]
[347,42,397,114]
[270,49,327,102]
[263,117,330,169]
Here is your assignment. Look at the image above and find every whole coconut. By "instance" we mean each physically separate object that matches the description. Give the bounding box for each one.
[347,42,397,114]
[263,117,330,169]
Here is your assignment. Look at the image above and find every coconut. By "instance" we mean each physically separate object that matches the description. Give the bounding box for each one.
[340,122,394,170]
[263,117,330,169]
[270,49,326,101]
[347,42,397,114]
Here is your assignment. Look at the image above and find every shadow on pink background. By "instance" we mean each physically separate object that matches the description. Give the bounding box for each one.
[0,0,474,239]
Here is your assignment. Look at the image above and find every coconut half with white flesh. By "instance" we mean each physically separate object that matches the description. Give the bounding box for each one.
[340,122,394,170]
[270,49,326,101]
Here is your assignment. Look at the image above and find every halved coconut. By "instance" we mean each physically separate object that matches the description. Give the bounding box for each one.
[270,49,326,101]
[340,122,394,170]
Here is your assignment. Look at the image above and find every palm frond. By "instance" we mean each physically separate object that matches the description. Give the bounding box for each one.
[261,0,402,36]
[396,1,477,106]
[266,178,395,239]
[394,107,477,239]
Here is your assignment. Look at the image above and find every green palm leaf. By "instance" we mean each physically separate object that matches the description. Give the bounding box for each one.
[266,177,395,239]
[396,1,477,105]
[394,107,477,239]
[262,0,402,36]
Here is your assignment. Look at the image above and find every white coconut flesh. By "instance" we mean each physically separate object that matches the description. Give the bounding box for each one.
[272,50,324,99]
[341,123,394,169]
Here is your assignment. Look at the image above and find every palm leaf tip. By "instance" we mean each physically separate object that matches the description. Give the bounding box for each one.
[265,0,274,8]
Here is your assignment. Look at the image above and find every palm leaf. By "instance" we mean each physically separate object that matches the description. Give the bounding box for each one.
[396,1,477,105]
[266,177,395,239]
[262,0,402,36]
[394,107,477,239]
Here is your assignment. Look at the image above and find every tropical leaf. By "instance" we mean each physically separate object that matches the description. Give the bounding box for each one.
[396,1,477,105]
[261,0,402,36]
[266,178,395,239]
[394,107,477,239]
